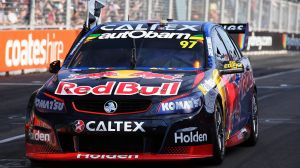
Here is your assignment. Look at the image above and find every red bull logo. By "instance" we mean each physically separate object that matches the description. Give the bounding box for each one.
[55,81,181,96]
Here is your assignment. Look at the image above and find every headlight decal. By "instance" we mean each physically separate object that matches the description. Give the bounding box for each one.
[157,92,202,114]
[34,92,65,113]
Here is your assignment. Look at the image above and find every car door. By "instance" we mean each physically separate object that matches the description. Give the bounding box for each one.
[211,28,240,137]
[216,27,252,132]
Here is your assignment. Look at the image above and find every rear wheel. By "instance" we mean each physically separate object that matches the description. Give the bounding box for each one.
[244,93,259,146]
[212,100,225,164]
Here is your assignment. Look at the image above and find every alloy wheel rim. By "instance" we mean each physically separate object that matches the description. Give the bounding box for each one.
[216,106,225,153]
[252,96,258,138]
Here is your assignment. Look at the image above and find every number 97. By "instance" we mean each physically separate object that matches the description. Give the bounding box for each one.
[180,41,197,49]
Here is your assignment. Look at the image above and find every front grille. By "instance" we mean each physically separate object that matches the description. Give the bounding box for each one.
[57,133,75,152]
[78,134,144,153]
[57,132,165,153]
[73,99,152,114]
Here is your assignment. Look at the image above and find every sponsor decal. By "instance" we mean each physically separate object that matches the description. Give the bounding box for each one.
[35,98,64,112]
[204,91,217,114]
[158,92,202,114]
[99,24,201,32]
[77,154,139,160]
[28,130,50,142]
[0,30,79,72]
[198,79,215,94]
[223,61,243,69]
[92,31,192,40]
[206,37,213,56]
[174,127,207,144]
[63,71,183,81]
[247,32,272,50]
[161,98,200,112]
[55,81,181,96]
[73,120,85,133]
[4,33,63,68]
[222,24,245,31]
[104,100,118,113]
[85,121,145,132]
[286,34,300,49]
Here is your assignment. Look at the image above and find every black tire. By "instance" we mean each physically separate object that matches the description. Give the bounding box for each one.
[244,93,259,146]
[29,159,44,166]
[211,100,225,164]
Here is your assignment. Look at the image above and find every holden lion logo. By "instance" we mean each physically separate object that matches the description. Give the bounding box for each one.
[73,120,85,133]
[104,100,118,113]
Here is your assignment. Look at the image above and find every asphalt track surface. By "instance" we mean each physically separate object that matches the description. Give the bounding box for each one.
[0,53,300,168]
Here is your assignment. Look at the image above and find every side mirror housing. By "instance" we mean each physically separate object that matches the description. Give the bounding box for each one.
[219,61,244,75]
[49,60,61,74]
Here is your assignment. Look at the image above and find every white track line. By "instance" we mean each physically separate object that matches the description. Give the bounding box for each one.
[0,134,25,144]
[255,69,300,81]
[258,93,277,101]
[0,83,43,86]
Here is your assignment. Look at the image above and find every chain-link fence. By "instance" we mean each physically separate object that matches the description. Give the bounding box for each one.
[0,0,299,33]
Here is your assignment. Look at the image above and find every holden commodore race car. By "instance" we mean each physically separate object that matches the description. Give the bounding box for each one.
[25,20,258,164]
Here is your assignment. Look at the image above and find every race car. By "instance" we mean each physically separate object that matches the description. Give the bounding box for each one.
[25,20,258,164]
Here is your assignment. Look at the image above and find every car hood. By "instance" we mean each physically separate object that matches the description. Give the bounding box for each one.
[43,69,205,101]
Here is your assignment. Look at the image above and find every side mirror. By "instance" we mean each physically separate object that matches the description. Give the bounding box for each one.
[49,60,61,74]
[219,61,244,75]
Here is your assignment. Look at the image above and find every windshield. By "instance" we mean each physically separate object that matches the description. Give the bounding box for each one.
[68,31,205,70]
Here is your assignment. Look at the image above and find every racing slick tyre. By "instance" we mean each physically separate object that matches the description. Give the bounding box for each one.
[211,100,225,164]
[244,93,259,146]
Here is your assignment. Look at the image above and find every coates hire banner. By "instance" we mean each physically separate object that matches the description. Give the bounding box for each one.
[0,30,80,72]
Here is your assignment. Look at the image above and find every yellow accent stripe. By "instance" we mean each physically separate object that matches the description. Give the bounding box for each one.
[189,36,204,40]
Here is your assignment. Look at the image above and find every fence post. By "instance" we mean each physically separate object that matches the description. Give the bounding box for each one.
[220,0,225,22]
[234,0,239,23]
[187,0,192,20]
[168,0,173,19]
[297,4,300,34]
[205,0,209,21]
[258,0,263,31]
[278,0,282,32]
[269,0,273,32]
[287,2,292,32]
[66,0,71,29]
[147,0,152,20]
[247,0,251,29]
[29,0,35,30]
[124,0,130,21]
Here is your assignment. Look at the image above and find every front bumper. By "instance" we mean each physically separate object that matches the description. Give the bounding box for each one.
[27,144,213,161]
[25,108,215,161]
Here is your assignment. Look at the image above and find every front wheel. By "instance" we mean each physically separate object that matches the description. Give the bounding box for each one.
[212,100,225,164]
[244,93,259,146]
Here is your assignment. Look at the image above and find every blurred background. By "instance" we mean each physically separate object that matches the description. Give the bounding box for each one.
[0,0,299,33]
[0,0,300,74]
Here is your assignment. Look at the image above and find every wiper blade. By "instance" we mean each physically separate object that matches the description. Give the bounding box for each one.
[131,38,137,69]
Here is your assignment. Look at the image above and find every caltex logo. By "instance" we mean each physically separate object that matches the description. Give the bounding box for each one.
[73,120,85,133]
[104,100,118,113]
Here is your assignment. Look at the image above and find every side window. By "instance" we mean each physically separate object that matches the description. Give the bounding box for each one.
[216,27,241,61]
[230,37,243,58]
[211,29,229,63]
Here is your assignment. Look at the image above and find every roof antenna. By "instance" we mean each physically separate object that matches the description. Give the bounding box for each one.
[128,15,130,21]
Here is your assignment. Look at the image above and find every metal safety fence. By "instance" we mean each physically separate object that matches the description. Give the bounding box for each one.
[0,0,299,33]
